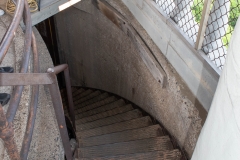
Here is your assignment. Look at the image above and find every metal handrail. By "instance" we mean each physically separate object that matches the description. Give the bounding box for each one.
[7,0,32,124]
[0,1,75,159]
[0,0,24,62]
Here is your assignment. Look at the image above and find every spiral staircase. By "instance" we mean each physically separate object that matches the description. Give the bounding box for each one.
[61,87,183,160]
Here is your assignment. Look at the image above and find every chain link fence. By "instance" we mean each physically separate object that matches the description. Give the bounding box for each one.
[202,0,240,69]
[154,0,240,70]
[154,0,204,43]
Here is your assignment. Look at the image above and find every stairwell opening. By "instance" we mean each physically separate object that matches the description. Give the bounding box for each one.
[33,1,207,158]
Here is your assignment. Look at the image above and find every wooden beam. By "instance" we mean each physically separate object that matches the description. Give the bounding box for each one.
[195,0,212,50]
[92,0,167,88]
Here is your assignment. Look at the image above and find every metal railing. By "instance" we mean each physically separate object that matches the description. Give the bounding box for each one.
[0,0,75,159]
[154,0,240,70]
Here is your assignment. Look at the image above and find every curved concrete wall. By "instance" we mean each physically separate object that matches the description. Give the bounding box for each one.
[55,0,206,157]
[121,0,219,111]
[192,18,240,160]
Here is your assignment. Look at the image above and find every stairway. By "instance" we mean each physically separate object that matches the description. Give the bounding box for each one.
[61,87,182,160]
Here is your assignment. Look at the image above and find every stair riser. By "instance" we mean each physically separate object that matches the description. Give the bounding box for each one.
[74,93,109,109]
[77,117,152,138]
[79,125,163,147]
[75,97,118,114]
[80,149,181,160]
[77,110,142,130]
[75,100,126,119]
[79,137,173,158]
[76,104,133,124]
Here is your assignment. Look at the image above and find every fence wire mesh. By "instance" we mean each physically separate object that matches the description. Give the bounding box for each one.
[154,0,240,70]
[154,0,204,43]
[202,0,240,69]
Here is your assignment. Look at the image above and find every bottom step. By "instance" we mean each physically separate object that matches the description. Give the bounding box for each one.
[79,136,173,158]
[80,149,182,160]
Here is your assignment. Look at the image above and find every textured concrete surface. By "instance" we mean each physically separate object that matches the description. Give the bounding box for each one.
[0,14,64,159]
[55,0,205,157]
[192,18,240,160]
[0,0,7,11]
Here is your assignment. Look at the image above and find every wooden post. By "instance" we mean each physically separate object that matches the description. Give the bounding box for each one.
[195,0,212,50]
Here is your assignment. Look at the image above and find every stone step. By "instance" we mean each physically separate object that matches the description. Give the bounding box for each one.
[79,125,164,147]
[72,88,85,97]
[78,136,173,158]
[77,116,152,138]
[80,149,182,160]
[74,90,101,106]
[76,104,134,124]
[74,89,94,100]
[76,109,142,130]
[75,93,109,109]
[75,96,119,114]
[61,88,81,104]
[75,99,126,119]
[64,92,107,113]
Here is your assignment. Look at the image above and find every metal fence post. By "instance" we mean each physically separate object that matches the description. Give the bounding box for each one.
[195,0,212,50]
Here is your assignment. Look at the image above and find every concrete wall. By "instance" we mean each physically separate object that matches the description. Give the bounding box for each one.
[192,18,240,160]
[122,0,220,111]
[54,0,206,157]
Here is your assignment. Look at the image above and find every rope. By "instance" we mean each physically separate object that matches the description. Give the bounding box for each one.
[6,0,38,14]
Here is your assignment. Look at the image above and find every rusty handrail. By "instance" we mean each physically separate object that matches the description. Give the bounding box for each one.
[47,64,76,130]
[0,0,24,62]
[0,0,75,159]
[0,68,75,159]
[0,104,20,159]
[47,64,75,159]
[20,33,39,160]
[6,0,33,124]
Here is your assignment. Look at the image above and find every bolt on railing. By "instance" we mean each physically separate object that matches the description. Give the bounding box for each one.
[0,0,75,159]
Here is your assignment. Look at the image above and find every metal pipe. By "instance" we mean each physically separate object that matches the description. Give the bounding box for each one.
[47,64,76,130]
[0,104,20,160]
[6,0,33,123]
[48,75,73,160]
[0,73,54,86]
[20,33,39,160]
[0,0,25,63]
[47,64,68,75]
[64,68,75,130]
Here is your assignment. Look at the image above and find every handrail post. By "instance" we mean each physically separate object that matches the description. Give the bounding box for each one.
[48,74,73,160]
[63,67,75,130]
[47,64,76,130]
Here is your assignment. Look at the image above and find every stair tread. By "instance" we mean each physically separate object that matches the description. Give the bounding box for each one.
[62,87,82,103]
[75,99,126,119]
[62,88,182,159]
[72,88,86,97]
[80,149,182,160]
[76,109,142,131]
[74,91,102,106]
[78,136,173,158]
[79,125,164,147]
[74,89,94,99]
[75,96,118,114]
[76,104,134,124]
[75,93,109,109]
[77,116,152,138]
